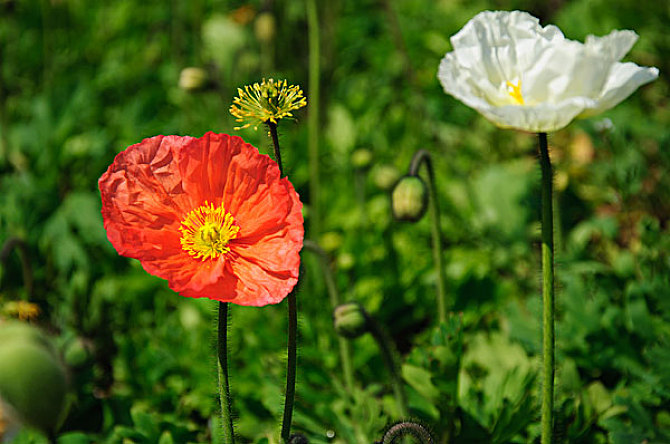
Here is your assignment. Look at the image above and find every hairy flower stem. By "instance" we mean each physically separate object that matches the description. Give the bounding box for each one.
[217,302,235,443]
[409,150,447,324]
[303,241,354,391]
[367,315,408,418]
[267,122,298,442]
[538,132,555,444]
[306,0,321,237]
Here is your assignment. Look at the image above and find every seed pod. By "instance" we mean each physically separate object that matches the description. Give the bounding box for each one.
[179,67,208,91]
[254,12,276,43]
[0,339,67,433]
[333,302,369,339]
[391,175,428,222]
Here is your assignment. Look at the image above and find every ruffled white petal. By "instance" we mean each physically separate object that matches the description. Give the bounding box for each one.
[580,63,659,117]
[585,30,638,61]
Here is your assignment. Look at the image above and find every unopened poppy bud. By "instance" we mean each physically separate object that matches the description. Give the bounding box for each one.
[0,325,67,434]
[391,175,428,222]
[372,164,400,191]
[254,12,276,43]
[333,302,369,339]
[179,67,208,91]
[351,148,373,170]
[288,433,309,444]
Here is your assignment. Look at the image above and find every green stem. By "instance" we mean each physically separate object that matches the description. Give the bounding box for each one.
[538,132,555,444]
[409,150,447,323]
[302,240,354,392]
[367,314,408,418]
[217,302,235,443]
[306,0,321,238]
[281,289,298,442]
[267,121,298,441]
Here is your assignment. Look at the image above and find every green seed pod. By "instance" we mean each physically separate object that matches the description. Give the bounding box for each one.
[372,164,400,191]
[0,321,55,357]
[254,12,276,43]
[0,340,67,433]
[391,175,428,222]
[333,302,369,339]
[178,67,208,91]
[351,148,373,170]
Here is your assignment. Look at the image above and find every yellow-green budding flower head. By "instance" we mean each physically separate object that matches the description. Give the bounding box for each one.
[230,78,307,130]
[392,175,428,222]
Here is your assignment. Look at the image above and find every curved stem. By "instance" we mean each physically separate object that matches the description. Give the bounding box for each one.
[382,421,433,444]
[217,302,235,443]
[306,0,321,238]
[367,315,408,418]
[409,149,447,324]
[303,240,354,392]
[267,121,298,441]
[538,132,555,444]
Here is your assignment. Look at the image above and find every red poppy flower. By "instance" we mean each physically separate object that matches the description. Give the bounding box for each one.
[98,132,303,306]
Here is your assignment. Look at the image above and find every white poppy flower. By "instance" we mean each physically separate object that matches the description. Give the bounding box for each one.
[437,10,659,133]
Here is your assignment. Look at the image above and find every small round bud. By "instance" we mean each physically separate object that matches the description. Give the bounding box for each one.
[351,148,373,170]
[254,12,276,43]
[372,164,400,191]
[391,175,428,222]
[333,302,368,339]
[179,67,208,91]
[319,232,343,253]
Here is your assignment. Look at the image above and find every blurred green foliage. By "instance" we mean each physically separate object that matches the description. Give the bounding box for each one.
[0,0,669,442]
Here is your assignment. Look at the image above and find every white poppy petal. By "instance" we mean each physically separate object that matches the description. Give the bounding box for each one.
[580,63,659,117]
[585,30,638,61]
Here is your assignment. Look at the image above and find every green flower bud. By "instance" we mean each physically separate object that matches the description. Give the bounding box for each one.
[254,12,276,43]
[351,148,373,170]
[179,67,208,91]
[63,337,90,368]
[333,302,369,339]
[372,164,400,191]
[319,232,343,253]
[391,175,428,222]
[0,339,67,433]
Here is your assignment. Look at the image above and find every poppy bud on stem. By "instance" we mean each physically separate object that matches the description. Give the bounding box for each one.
[402,149,448,324]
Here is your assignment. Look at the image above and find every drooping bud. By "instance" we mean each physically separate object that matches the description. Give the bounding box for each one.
[179,67,208,91]
[254,12,276,43]
[391,175,428,222]
[372,164,400,191]
[0,323,67,434]
[333,302,369,339]
[351,148,373,170]
[288,433,309,444]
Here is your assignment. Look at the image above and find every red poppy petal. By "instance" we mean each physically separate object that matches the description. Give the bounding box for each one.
[99,132,303,306]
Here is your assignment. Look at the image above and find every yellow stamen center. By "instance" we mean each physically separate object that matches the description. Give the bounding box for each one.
[180,202,240,260]
[506,80,524,105]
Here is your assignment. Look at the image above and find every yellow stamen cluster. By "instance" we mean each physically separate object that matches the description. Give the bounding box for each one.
[506,80,525,105]
[2,300,40,321]
[230,78,307,130]
[180,202,240,261]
